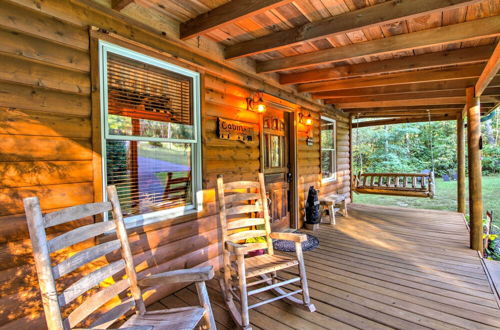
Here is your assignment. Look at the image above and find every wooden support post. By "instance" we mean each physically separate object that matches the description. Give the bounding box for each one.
[466,86,483,252]
[290,111,299,229]
[457,112,466,214]
[349,115,353,203]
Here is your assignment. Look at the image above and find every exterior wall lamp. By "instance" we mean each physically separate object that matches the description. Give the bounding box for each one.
[299,112,313,126]
[247,91,267,113]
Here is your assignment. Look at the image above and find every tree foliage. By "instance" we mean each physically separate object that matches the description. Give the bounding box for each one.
[352,112,499,176]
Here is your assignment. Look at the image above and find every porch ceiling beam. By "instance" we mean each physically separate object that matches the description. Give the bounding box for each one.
[355,115,458,128]
[475,41,500,97]
[352,108,463,114]
[312,76,500,99]
[180,0,293,40]
[281,45,492,85]
[225,0,481,60]
[111,0,133,11]
[331,97,467,108]
[299,64,484,93]
[342,104,495,113]
[331,95,500,108]
[256,15,500,73]
[321,87,500,103]
[355,110,462,117]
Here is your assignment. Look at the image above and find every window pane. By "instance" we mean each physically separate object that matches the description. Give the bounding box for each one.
[321,121,335,149]
[321,150,333,177]
[106,140,192,216]
[270,135,283,168]
[108,116,194,140]
[107,53,194,139]
[330,149,336,176]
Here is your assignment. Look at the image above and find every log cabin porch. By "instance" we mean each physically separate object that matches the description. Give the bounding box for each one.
[1,0,500,328]
[152,204,500,330]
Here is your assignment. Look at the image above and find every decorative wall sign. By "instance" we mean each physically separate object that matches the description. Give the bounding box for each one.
[217,118,254,142]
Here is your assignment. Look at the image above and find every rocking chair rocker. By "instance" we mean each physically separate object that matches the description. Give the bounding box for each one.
[23,185,216,330]
[216,173,316,330]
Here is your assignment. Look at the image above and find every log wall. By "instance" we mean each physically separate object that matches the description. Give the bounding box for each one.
[0,0,349,328]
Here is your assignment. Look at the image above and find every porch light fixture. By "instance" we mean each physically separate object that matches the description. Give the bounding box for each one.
[247,92,266,113]
[299,112,313,126]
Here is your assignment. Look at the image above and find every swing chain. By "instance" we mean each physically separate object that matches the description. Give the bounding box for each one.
[427,110,435,173]
[355,113,362,171]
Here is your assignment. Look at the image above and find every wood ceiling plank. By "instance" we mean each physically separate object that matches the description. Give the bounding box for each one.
[343,104,494,112]
[111,0,134,11]
[180,0,294,40]
[256,15,500,73]
[354,109,462,117]
[298,64,485,93]
[225,0,481,59]
[280,45,493,84]
[476,41,500,96]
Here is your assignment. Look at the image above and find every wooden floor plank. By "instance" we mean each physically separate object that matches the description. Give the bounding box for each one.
[305,248,492,293]
[150,204,500,329]
[313,232,485,270]
[314,230,482,263]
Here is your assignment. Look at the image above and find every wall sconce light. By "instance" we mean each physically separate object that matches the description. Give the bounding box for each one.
[299,112,313,126]
[247,92,266,113]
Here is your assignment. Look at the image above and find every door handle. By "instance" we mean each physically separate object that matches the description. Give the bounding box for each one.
[287,172,293,183]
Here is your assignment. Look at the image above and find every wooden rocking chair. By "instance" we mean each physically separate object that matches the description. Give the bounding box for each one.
[23,185,216,330]
[216,173,316,330]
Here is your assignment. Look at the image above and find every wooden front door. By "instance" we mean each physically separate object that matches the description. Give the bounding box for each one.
[261,109,291,231]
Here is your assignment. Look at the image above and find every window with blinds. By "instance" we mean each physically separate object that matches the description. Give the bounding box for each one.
[100,42,201,222]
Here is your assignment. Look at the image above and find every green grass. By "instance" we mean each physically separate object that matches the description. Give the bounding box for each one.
[354,175,500,227]
[138,143,190,165]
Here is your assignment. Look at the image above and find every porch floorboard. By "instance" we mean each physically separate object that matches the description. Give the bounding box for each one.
[154,204,500,329]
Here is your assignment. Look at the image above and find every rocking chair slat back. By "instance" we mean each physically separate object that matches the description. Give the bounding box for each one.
[225,204,263,216]
[66,279,130,328]
[23,186,144,330]
[227,230,268,242]
[216,173,273,255]
[47,221,116,253]
[225,193,261,204]
[52,240,121,279]
[223,181,261,190]
[44,202,112,228]
[58,259,126,307]
[90,298,136,329]
[227,218,266,230]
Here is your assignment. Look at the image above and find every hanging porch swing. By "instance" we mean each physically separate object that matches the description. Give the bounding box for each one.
[352,111,436,198]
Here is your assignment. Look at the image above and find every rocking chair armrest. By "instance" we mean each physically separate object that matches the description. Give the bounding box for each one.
[270,232,307,243]
[138,266,214,287]
[225,241,251,255]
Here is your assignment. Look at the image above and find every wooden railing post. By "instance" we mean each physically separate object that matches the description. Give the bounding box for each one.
[457,111,466,214]
[466,86,483,252]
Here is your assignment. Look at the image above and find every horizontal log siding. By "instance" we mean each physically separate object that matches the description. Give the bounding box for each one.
[0,0,345,328]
